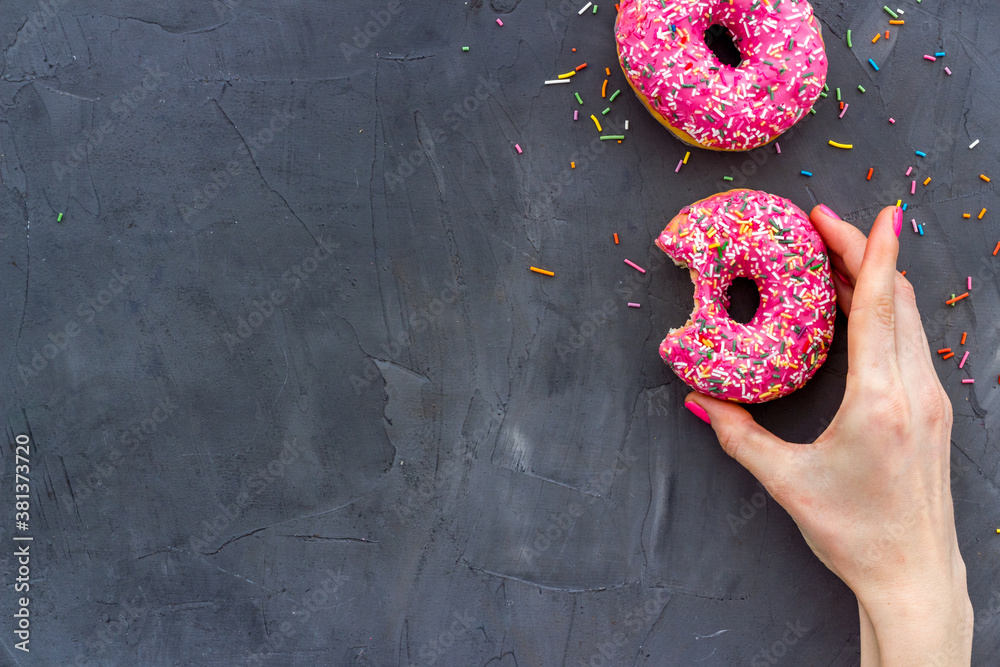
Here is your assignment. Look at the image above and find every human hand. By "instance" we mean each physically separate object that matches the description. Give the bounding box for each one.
[683,205,973,665]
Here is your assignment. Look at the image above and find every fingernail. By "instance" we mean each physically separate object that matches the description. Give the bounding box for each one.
[892,207,902,237]
[818,204,840,220]
[834,270,850,284]
[684,401,711,424]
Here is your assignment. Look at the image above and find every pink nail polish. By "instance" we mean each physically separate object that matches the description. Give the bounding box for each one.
[684,401,711,424]
[818,204,840,220]
[834,270,850,284]
[892,207,902,237]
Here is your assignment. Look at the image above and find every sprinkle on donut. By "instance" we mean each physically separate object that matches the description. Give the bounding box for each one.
[616,0,828,151]
[656,189,836,403]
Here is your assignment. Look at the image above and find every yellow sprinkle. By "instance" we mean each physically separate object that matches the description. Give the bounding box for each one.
[981,174,991,182]
[963,213,971,218]
[896,200,902,207]
[529,266,555,276]
[923,176,932,185]
[571,162,575,168]
[557,71,576,79]
[979,208,987,220]
[591,114,602,132]
[683,151,690,164]
[708,242,720,249]
[828,140,853,149]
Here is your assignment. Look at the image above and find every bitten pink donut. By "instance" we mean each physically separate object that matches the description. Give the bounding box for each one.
[656,189,835,403]
[615,0,828,151]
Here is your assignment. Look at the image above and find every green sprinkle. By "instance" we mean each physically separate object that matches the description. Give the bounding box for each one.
[857,85,866,93]
[823,82,829,91]
[57,212,64,222]
[883,6,898,19]
[593,4,597,13]
[602,107,610,115]
[809,108,816,114]
[723,176,734,181]
[462,46,470,52]
[599,135,625,140]
[819,91,828,98]
[574,92,583,105]
[609,89,621,102]
[846,30,852,48]
[836,87,841,101]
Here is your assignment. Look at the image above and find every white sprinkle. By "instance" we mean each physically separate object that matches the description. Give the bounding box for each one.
[578,1,592,14]
[969,139,980,149]
[544,79,571,85]
[625,120,629,130]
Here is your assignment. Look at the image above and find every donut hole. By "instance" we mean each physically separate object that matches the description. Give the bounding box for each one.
[725,277,760,324]
[704,24,743,68]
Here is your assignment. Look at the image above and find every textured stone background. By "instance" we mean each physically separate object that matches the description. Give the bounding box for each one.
[2,0,999,664]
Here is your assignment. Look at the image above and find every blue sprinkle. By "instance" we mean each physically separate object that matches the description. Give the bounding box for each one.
[935,51,946,57]
[868,58,879,71]
[902,203,908,211]
[918,224,924,236]
[915,150,927,157]
[800,170,813,177]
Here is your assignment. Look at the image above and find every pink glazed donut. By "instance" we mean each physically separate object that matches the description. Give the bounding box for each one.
[615,0,828,151]
[656,189,835,403]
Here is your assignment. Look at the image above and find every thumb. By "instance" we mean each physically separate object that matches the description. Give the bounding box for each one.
[684,393,794,488]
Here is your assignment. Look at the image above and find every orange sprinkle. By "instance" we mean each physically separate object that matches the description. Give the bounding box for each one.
[885,30,890,38]
[614,233,619,244]
[575,62,588,71]
[872,33,881,43]
[937,348,952,354]
[839,101,845,110]
[993,241,1000,256]
[981,174,991,182]
[961,332,968,345]
[571,162,576,168]
[923,176,932,185]
[889,19,904,25]
[602,79,608,97]
[980,208,987,219]
[964,213,972,218]
[942,352,955,360]
[901,270,907,276]
[867,168,873,180]
[945,292,969,305]
[529,266,555,277]
[606,67,611,75]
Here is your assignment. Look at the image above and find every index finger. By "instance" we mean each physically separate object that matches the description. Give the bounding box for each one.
[847,206,902,375]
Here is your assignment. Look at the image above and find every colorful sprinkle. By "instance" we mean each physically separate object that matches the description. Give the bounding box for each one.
[600,135,625,140]
[962,379,975,384]
[924,55,937,62]
[867,168,873,180]
[828,140,853,149]
[609,89,621,102]
[545,79,571,85]
[624,259,646,273]
[628,302,641,308]
[970,139,980,149]
[575,92,584,104]
[868,58,879,71]
[496,18,503,26]
[578,2,592,14]
[462,46,470,52]
[529,266,554,276]
[915,150,927,157]
[883,6,898,18]
[962,331,968,344]
[981,174,991,182]
[980,208,987,219]
[57,212,64,222]
[959,351,970,368]
[945,292,969,305]
[614,233,619,244]
[944,67,952,75]
[800,171,813,177]
[847,30,852,48]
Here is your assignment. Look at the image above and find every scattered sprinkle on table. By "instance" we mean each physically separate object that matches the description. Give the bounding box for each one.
[915,150,927,157]
[944,67,952,75]
[57,212,64,222]
[462,46,470,52]
[591,114,602,131]
[911,218,918,232]
[889,118,896,124]
[496,18,503,26]
[601,107,610,115]
[578,1,592,14]
[923,176,932,186]
[625,120,629,130]
[529,266,554,276]
[858,85,866,93]
[571,161,576,168]
[575,92,584,105]
[609,89,621,102]
[883,6,898,18]
[959,351,970,369]
[980,208,987,219]
[924,55,937,62]
[868,58,879,71]
[624,259,646,273]
[683,151,690,164]
[970,139,980,149]
[515,144,522,154]
[800,171,813,177]
[867,168,874,180]
[936,51,946,57]
[545,79,570,85]
[942,352,955,360]
[558,71,576,79]
[829,140,853,149]
[722,175,734,181]
[575,63,587,71]
[962,379,975,384]
[627,302,640,308]
[600,135,625,140]
[574,110,578,120]
[872,33,881,44]
[962,332,968,344]
[906,166,913,175]
[675,159,684,173]
[964,213,972,219]
[993,241,1000,256]
[937,348,951,354]
[839,104,849,119]
[946,292,969,305]
[614,233,619,245]
[846,30,852,48]
[775,142,781,154]
[981,174,991,182]
[889,19,904,25]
